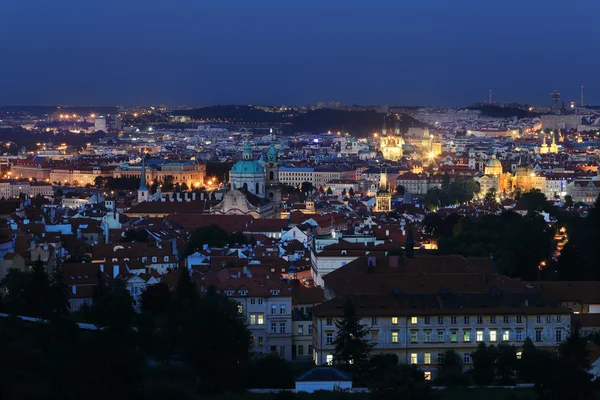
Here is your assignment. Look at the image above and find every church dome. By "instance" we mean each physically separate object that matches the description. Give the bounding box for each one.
[231,160,264,175]
[485,156,502,169]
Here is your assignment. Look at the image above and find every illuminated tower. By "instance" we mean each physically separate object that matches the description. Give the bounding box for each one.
[550,91,560,111]
[137,155,150,203]
[375,169,391,212]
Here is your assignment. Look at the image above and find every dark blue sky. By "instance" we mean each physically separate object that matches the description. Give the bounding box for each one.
[1,0,598,107]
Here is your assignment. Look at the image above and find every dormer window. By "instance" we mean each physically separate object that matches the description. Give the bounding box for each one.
[238,290,248,296]
[224,290,234,296]
[270,289,280,296]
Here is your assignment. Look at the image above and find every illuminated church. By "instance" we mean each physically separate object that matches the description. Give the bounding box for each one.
[379,128,404,161]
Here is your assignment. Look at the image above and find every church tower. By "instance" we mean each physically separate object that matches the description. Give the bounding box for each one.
[137,155,150,203]
[550,134,558,154]
[265,144,282,216]
[375,169,391,212]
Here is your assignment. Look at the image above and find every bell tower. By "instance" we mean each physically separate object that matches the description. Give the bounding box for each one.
[265,144,282,216]
[137,155,150,203]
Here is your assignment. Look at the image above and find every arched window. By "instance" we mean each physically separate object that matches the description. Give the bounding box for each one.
[255,182,259,194]
[269,171,274,181]
[243,183,248,191]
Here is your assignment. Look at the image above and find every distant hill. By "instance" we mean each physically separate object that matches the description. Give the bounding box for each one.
[0,105,118,117]
[173,106,425,136]
[466,105,538,119]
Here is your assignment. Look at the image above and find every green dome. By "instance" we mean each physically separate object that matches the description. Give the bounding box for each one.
[267,144,278,161]
[231,160,264,174]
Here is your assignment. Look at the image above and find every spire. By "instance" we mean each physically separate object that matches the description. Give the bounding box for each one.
[139,155,148,191]
[242,143,253,160]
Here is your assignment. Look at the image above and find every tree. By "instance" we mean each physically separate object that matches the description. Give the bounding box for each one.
[368,354,439,400]
[521,189,548,213]
[341,188,347,196]
[121,229,150,243]
[470,342,496,386]
[140,282,172,317]
[49,260,70,315]
[162,175,175,192]
[564,194,573,207]
[395,185,405,196]
[332,300,373,367]
[495,342,517,385]
[185,224,230,255]
[327,187,333,195]
[300,181,313,195]
[518,337,538,383]
[484,188,497,204]
[437,350,466,387]
[94,176,105,188]
[348,187,355,197]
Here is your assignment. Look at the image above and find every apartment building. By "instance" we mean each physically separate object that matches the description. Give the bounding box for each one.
[0,180,53,199]
[278,167,354,189]
[567,180,600,205]
[311,255,571,379]
[292,284,325,361]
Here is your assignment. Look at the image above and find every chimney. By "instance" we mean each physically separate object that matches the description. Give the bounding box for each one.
[237,271,241,278]
[386,229,389,236]
[113,265,119,279]
[104,223,109,244]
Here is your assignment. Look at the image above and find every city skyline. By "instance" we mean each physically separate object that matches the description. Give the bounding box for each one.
[1,0,599,106]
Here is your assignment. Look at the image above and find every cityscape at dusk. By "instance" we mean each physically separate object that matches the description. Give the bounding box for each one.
[0,1,600,399]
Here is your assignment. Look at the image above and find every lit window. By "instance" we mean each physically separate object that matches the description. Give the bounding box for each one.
[502,329,510,341]
[490,330,497,342]
[516,351,522,360]
[410,353,418,364]
[424,353,431,364]
[450,330,457,342]
[411,317,418,325]
[326,354,333,365]
[258,337,263,347]
[464,330,471,342]
[476,330,483,342]
[298,324,304,335]
[424,372,431,381]
[391,317,398,325]
[391,331,399,343]
[237,304,243,314]
[250,313,264,325]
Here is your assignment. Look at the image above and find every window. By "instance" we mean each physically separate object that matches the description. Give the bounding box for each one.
[464,330,471,342]
[438,316,444,324]
[424,353,431,364]
[250,299,256,305]
[164,256,169,262]
[424,330,432,342]
[308,345,313,355]
[502,329,510,341]
[516,351,522,360]
[476,330,483,342]
[258,299,264,305]
[451,316,457,324]
[464,316,470,324]
[556,315,562,323]
[537,316,542,323]
[555,329,563,342]
[258,336,263,347]
[516,330,523,341]
[437,353,445,364]
[410,353,418,364]
[547,315,552,323]
[326,317,333,326]
[237,304,244,314]
[280,305,286,314]
[271,305,277,314]
[450,330,457,342]
[251,336,256,347]
[411,330,418,343]
[503,315,509,324]
[371,317,378,326]
[280,346,285,358]
[411,317,418,325]
[250,314,264,325]
[490,330,497,342]
[424,372,432,381]
[371,330,379,341]
[271,323,277,333]
[391,331,399,343]
[490,316,496,324]
[298,345,304,356]
[298,324,304,335]
[463,353,471,364]
[152,256,157,262]
[391,317,398,325]
[516,316,523,323]
[308,325,313,334]
[477,316,483,324]
[424,317,431,325]
[280,322,286,333]
[326,332,333,344]
[437,330,445,342]
[535,329,543,342]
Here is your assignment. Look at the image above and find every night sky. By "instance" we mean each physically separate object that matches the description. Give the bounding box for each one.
[1,0,599,107]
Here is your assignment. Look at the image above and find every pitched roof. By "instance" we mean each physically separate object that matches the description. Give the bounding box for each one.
[295,367,352,382]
